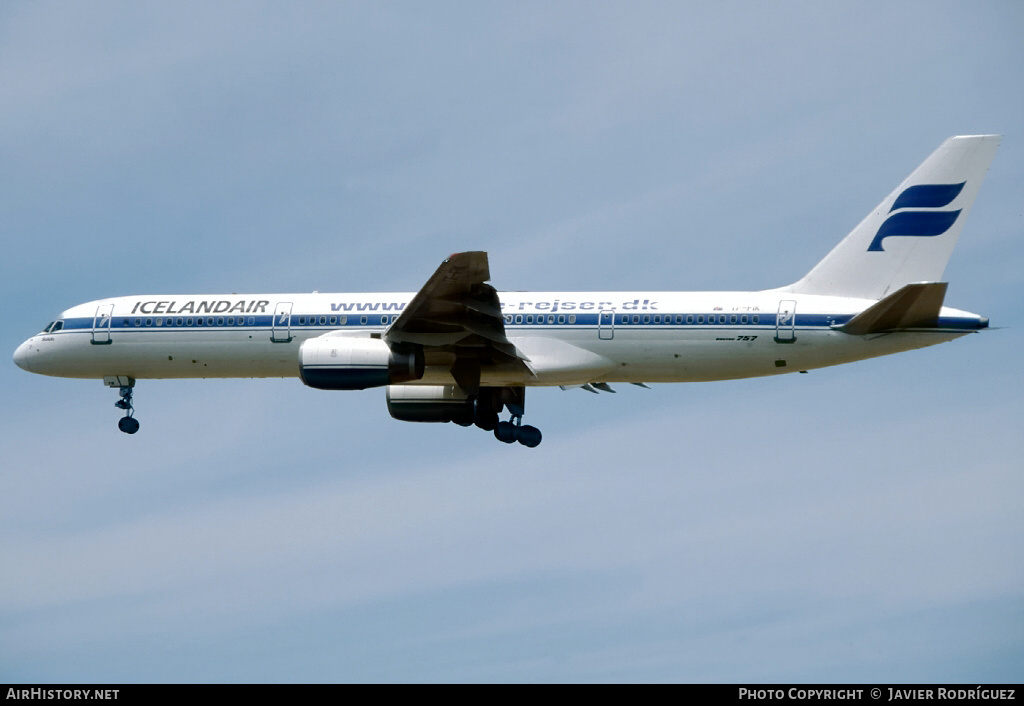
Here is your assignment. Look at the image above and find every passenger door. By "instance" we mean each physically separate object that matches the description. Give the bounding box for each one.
[271,302,293,342]
[91,304,114,345]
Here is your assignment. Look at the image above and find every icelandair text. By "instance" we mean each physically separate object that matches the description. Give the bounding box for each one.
[131,299,269,316]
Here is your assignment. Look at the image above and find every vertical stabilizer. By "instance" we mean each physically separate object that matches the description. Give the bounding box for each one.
[786,135,1000,299]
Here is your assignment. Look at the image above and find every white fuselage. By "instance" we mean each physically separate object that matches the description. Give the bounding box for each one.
[13,290,984,386]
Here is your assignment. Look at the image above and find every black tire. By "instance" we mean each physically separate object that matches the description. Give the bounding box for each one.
[494,421,517,443]
[518,425,542,448]
[475,410,499,431]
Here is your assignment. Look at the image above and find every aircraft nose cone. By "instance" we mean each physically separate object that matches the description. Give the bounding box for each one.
[13,340,33,371]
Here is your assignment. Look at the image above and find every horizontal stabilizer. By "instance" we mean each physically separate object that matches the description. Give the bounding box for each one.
[836,282,948,335]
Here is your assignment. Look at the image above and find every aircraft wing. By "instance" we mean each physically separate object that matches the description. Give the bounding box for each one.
[384,252,529,391]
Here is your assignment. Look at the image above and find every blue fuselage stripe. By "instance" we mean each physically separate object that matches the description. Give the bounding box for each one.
[53,311,985,334]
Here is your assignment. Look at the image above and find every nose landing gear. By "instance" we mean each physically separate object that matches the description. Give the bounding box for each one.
[104,376,139,434]
[115,386,139,434]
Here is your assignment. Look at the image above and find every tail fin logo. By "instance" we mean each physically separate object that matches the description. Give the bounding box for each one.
[867,181,966,252]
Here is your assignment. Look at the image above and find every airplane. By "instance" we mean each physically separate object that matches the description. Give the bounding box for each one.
[14,135,1000,447]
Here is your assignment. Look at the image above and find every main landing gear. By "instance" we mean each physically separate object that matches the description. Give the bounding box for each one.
[490,390,541,447]
[461,386,542,447]
[105,376,139,434]
[494,414,542,448]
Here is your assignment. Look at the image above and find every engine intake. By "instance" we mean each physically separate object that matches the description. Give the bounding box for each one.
[299,336,423,390]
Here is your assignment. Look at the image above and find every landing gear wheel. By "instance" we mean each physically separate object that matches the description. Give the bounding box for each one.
[475,410,499,431]
[493,419,542,447]
[486,388,541,446]
[118,416,140,434]
[494,421,517,443]
[517,425,542,448]
[113,384,139,434]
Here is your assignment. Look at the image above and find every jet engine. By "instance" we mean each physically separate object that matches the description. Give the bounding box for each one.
[299,335,423,390]
[386,384,477,425]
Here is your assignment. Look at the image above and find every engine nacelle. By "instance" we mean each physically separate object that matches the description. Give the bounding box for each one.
[386,384,476,424]
[299,335,423,390]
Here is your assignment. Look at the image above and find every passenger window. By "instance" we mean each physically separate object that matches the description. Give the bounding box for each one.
[187,318,194,326]
[558,315,565,324]
[381,316,388,325]
[568,315,576,324]
[247,317,255,325]
[217,317,225,326]
[320,316,327,325]
[515,315,523,324]
[697,315,704,324]
[527,315,533,324]
[686,315,694,324]
[337,316,346,325]
[207,318,214,326]
[548,315,554,324]
[730,315,737,324]
[196,318,203,326]
[155,318,163,326]
[632,315,639,323]
[298,316,305,325]
[227,317,234,325]
[753,315,760,324]
[145,318,153,326]
[741,315,748,324]
[330,316,337,325]
[719,315,726,324]
[360,316,367,325]
[134,318,142,327]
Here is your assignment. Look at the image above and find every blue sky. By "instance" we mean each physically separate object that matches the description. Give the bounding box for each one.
[2,1,1022,683]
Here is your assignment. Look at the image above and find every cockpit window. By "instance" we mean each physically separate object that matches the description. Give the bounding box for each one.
[40,322,55,334]
[51,320,64,332]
